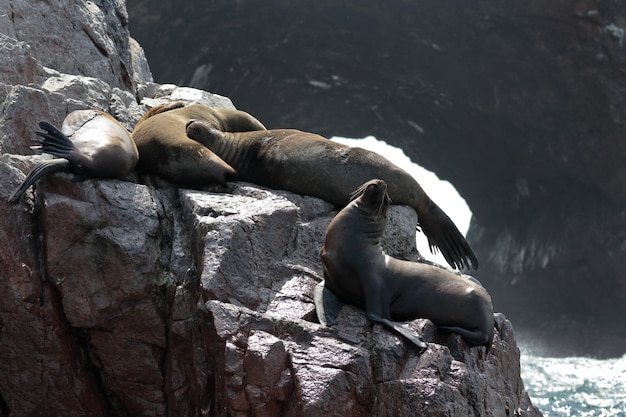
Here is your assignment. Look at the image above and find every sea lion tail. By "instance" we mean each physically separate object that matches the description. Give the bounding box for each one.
[7,159,71,203]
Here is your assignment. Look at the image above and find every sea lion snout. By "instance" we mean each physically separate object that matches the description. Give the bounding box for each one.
[365,180,388,205]
[351,179,390,209]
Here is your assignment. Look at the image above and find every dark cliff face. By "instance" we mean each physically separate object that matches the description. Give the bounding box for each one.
[128,0,626,350]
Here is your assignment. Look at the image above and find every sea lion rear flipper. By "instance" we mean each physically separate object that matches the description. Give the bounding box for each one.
[7,159,71,203]
[35,122,94,181]
[313,281,343,327]
[34,121,77,159]
[437,325,494,348]
[419,202,479,270]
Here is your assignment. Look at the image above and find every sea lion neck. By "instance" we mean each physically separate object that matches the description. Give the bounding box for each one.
[351,199,387,245]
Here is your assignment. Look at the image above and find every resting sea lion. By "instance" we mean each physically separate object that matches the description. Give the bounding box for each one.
[131,101,266,187]
[8,109,138,203]
[185,122,477,270]
[316,179,495,349]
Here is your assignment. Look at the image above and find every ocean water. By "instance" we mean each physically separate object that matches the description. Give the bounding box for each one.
[332,135,626,417]
[521,353,626,417]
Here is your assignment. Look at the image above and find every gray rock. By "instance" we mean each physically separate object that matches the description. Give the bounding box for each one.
[2,0,136,90]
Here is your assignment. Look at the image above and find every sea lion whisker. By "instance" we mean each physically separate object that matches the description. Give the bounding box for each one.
[375,197,388,220]
[349,181,369,202]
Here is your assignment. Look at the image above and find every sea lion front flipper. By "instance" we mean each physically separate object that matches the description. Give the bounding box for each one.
[367,313,428,350]
[7,159,71,203]
[314,282,426,349]
[419,201,479,270]
[313,281,344,327]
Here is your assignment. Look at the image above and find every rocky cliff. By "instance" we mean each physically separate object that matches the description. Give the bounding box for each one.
[127,0,626,354]
[0,0,541,415]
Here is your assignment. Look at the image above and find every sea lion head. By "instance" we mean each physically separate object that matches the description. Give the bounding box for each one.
[185,119,224,147]
[350,179,391,218]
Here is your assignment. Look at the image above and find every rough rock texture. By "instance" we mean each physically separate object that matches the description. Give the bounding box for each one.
[0,0,541,415]
[2,0,139,90]
[127,0,626,350]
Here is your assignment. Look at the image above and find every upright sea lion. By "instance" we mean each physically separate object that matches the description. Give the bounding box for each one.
[185,122,477,270]
[131,101,266,187]
[316,179,495,349]
[8,110,138,203]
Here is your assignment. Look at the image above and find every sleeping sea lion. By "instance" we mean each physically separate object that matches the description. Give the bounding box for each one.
[185,122,477,270]
[131,101,266,187]
[8,109,138,203]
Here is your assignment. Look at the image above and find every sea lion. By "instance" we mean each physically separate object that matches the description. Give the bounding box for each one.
[316,179,495,349]
[131,101,266,187]
[185,122,477,270]
[8,109,138,203]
